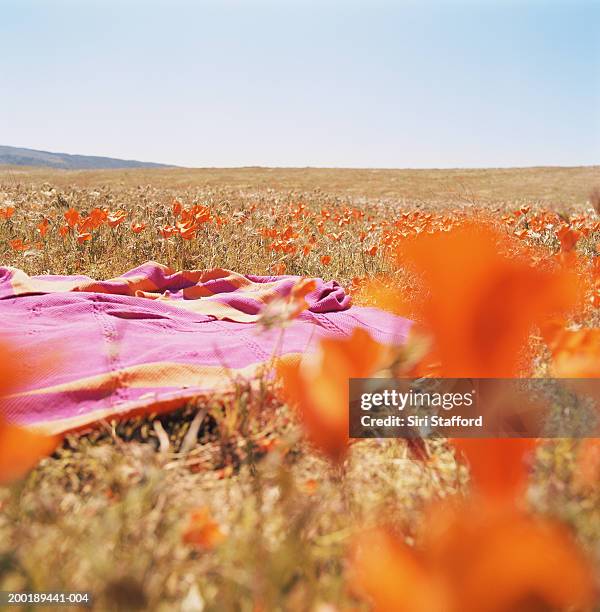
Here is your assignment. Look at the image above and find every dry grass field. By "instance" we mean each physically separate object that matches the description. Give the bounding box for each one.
[2,164,597,202]
[1,164,599,611]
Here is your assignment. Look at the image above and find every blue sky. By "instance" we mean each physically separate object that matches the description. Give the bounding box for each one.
[2,0,598,167]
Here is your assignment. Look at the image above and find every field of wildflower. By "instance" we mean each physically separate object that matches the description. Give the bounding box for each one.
[0,164,599,611]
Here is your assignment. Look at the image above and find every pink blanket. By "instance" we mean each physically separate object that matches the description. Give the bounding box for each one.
[0,262,411,433]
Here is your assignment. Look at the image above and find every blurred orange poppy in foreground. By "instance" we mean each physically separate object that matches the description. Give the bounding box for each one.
[277,328,391,462]
[0,421,60,486]
[350,429,596,611]
[0,341,60,485]
[349,527,448,612]
[350,504,595,612]
[557,225,582,252]
[259,279,317,328]
[389,222,582,377]
[450,437,537,505]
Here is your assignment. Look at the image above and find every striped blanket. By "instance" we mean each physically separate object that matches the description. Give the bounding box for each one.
[0,262,411,434]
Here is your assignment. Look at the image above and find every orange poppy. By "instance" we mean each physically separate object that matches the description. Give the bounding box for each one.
[290,278,317,305]
[277,328,390,462]
[37,218,50,238]
[347,276,366,294]
[89,207,108,227]
[259,279,317,327]
[77,216,96,233]
[349,527,447,612]
[107,210,127,227]
[450,438,537,504]
[513,228,528,240]
[453,512,595,612]
[320,255,332,266]
[0,420,60,485]
[425,501,595,612]
[392,221,582,377]
[349,503,595,612]
[159,225,177,239]
[0,341,60,484]
[182,507,225,550]
[9,238,29,251]
[64,208,80,228]
[178,223,197,240]
[0,341,22,396]
[557,225,582,252]
[357,277,415,320]
[193,204,211,224]
[0,206,15,219]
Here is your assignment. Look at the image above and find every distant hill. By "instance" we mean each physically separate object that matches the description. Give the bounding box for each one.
[0,145,175,170]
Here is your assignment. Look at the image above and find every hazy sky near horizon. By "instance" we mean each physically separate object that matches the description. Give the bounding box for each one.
[2,0,599,168]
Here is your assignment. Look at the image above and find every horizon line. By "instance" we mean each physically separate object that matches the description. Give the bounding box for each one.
[2,145,599,173]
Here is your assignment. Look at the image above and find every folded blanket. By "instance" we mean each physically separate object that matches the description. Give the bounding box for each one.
[0,262,411,434]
